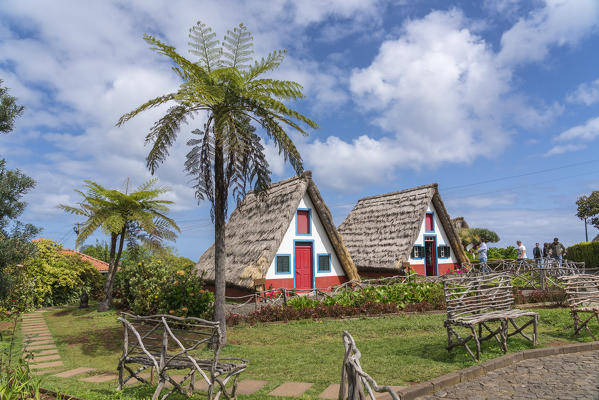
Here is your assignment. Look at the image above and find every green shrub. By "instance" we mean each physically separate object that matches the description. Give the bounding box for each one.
[566,241,599,268]
[22,239,103,307]
[288,281,444,310]
[487,246,517,260]
[113,257,213,318]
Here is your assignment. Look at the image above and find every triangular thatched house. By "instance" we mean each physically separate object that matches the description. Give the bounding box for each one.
[338,184,468,278]
[195,171,360,295]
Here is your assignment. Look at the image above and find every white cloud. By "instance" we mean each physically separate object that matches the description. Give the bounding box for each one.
[1,0,384,219]
[567,78,599,105]
[462,208,593,248]
[446,192,517,209]
[555,116,599,142]
[545,144,587,156]
[546,116,599,156]
[308,9,515,189]
[498,0,599,66]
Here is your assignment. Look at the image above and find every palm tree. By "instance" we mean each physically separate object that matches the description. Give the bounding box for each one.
[59,179,179,311]
[117,22,318,342]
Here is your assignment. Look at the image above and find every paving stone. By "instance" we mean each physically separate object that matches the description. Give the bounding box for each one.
[124,372,152,386]
[24,339,55,346]
[236,379,268,395]
[31,354,61,363]
[33,369,62,375]
[421,350,599,400]
[319,383,340,399]
[375,386,405,400]
[54,367,97,378]
[80,373,118,383]
[29,360,63,369]
[34,349,59,356]
[24,344,57,351]
[269,382,314,397]
[21,324,47,328]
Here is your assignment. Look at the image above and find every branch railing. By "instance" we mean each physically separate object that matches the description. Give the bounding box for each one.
[223,260,594,312]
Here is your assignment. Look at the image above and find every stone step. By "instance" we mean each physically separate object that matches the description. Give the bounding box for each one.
[29,360,63,370]
[54,367,97,378]
[319,383,340,399]
[80,373,118,383]
[24,344,57,351]
[236,379,268,395]
[31,354,61,363]
[269,382,314,397]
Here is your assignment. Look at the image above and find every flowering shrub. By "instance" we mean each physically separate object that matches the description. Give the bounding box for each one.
[113,257,213,318]
[20,239,103,307]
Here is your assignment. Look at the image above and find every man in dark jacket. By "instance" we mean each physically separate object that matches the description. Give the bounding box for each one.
[550,237,566,267]
[533,243,543,268]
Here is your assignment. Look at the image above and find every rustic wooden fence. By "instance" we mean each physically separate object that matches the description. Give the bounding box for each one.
[223,260,594,314]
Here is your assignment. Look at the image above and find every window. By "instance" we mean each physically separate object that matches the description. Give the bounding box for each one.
[411,245,424,259]
[317,254,331,272]
[425,213,434,232]
[296,209,311,235]
[275,255,290,274]
[438,245,451,258]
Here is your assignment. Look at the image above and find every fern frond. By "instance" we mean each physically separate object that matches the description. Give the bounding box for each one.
[222,23,253,69]
[188,21,222,71]
[145,104,190,174]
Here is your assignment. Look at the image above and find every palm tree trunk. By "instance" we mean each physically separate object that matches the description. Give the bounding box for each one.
[214,141,227,344]
[98,227,126,312]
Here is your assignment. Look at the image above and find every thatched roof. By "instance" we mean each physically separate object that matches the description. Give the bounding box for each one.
[338,184,468,272]
[451,217,469,231]
[195,171,360,290]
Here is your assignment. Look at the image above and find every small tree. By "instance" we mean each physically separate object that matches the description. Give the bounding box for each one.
[0,80,24,134]
[576,191,599,241]
[59,179,180,311]
[458,227,500,248]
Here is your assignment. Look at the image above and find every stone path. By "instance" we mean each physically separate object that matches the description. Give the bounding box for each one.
[421,350,599,400]
[21,311,64,373]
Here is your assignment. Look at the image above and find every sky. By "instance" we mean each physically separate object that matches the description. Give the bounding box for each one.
[1,0,598,260]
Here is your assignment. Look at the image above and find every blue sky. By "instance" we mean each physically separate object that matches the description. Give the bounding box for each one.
[1,0,598,260]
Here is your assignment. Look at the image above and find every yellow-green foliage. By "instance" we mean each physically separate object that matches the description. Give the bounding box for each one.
[24,239,103,307]
[566,241,599,268]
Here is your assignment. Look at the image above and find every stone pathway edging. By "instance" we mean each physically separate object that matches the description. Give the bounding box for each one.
[398,341,599,400]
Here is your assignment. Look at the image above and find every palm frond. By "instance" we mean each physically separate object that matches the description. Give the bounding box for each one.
[116,93,177,126]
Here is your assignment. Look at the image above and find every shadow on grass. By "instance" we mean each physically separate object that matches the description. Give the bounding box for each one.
[60,325,122,356]
[52,306,97,318]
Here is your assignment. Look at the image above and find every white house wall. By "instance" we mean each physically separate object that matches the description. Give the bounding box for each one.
[264,192,345,287]
[408,200,458,266]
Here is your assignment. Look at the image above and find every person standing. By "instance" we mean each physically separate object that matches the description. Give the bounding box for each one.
[533,243,543,268]
[550,237,566,267]
[516,240,527,269]
[478,241,489,273]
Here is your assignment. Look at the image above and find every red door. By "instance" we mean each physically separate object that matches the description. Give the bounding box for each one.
[424,237,437,276]
[295,243,313,290]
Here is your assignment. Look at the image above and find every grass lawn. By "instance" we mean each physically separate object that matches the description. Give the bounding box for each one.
[4,305,593,399]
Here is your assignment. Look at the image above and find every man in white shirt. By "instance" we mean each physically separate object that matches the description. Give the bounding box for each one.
[477,241,489,273]
[516,240,526,268]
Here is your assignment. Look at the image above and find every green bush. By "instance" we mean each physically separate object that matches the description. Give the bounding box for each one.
[22,239,103,307]
[566,241,599,268]
[113,256,213,318]
[487,246,518,260]
[287,281,444,310]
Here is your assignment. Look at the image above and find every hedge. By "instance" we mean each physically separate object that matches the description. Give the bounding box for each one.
[566,241,599,268]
